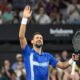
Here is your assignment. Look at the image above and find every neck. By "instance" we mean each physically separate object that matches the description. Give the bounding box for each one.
[33,46,42,55]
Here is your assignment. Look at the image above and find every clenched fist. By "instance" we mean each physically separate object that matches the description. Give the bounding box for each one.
[72,53,79,61]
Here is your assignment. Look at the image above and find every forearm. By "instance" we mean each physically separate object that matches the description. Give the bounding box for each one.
[19,24,27,39]
[19,5,31,39]
[61,61,70,69]
[19,6,32,49]
[57,59,74,69]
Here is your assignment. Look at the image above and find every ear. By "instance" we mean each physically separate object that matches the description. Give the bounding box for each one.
[31,40,33,44]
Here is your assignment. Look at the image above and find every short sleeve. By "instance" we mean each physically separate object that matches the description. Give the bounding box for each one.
[49,54,58,68]
[22,44,31,57]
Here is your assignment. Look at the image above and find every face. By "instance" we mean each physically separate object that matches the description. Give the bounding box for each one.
[31,34,43,48]
[39,7,45,15]
[62,51,68,58]
[17,57,23,62]
[4,60,10,70]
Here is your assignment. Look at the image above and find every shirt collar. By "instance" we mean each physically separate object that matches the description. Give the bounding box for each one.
[32,48,44,56]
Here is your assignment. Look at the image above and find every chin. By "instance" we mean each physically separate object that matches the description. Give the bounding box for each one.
[35,44,43,48]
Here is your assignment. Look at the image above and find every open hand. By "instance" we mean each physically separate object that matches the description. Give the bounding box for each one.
[23,5,32,18]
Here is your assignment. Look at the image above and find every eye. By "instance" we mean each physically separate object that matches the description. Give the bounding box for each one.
[36,37,39,39]
[40,37,42,39]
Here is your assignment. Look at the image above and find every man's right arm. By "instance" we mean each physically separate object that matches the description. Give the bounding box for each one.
[19,6,32,49]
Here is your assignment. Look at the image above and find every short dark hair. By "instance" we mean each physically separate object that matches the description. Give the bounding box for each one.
[32,32,42,39]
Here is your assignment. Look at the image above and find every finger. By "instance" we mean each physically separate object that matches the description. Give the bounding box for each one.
[29,11,32,15]
[25,5,30,11]
[27,5,30,10]
[27,5,31,11]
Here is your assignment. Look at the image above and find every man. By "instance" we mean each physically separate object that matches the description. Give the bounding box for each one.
[11,53,23,71]
[19,5,78,80]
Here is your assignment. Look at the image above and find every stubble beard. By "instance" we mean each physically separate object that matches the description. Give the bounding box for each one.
[35,44,43,48]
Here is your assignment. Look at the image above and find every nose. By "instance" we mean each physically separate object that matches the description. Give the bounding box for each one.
[37,39,41,42]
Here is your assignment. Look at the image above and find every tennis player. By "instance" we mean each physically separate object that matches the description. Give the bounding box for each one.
[19,5,79,80]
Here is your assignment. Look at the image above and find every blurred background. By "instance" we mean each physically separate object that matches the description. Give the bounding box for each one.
[0,0,80,80]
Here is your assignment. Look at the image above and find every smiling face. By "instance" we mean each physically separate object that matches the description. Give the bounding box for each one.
[31,33,43,48]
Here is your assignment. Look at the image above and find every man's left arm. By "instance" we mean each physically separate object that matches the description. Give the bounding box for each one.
[56,61,70,69]
[56,54,79,69]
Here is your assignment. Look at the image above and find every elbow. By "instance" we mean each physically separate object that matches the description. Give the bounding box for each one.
[19,36,24,40]
[19,33,22,39]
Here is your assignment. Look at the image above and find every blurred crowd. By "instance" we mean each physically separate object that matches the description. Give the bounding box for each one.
[0,0,80,24]
[0,0,80,80]
[0,51,80,80]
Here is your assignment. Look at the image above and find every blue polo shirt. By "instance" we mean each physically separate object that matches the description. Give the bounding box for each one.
[22,44,58,80]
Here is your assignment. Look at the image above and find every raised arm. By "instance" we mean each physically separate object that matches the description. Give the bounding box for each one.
[19,6,32,49]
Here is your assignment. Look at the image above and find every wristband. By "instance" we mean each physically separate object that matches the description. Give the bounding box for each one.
[21,18,28,25]
[68,59,74,65]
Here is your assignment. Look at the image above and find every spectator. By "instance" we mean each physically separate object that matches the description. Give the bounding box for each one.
[34,6,51,24]
[1,59,11,80]
[66,0,80,24]
[11,53,26,79]
[49,6,65,24]
[60,51,71,80]
[60,50,69,62]
[2,4,14,24]
[49,65,58,80]
[11,53,24,71]
[15,62,26,80]
[0,68,8,80]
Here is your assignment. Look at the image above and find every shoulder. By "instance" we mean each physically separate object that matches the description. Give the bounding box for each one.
[22,44,31,51]
[22,44,32,56]
[43,52,55,57]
